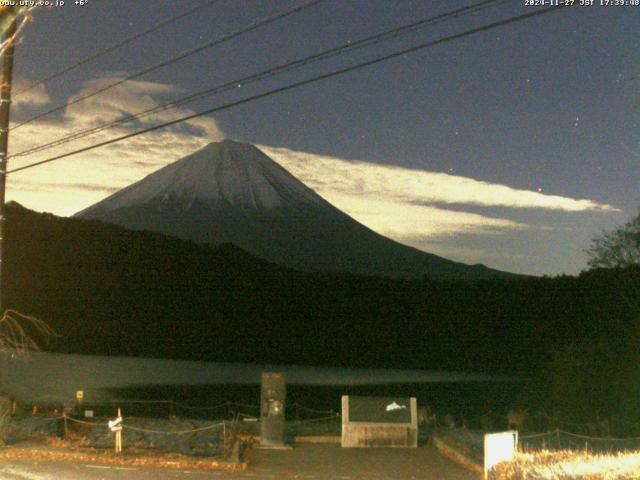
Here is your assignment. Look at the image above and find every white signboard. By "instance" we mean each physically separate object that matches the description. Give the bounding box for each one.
[484,431,517,479]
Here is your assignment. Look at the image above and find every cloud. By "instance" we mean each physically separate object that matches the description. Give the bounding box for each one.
[12,79,51,109]
[322,191,530,239]
[7,74,224,215]
[261,146,617,213]
[62,75,179,126]
[257,144,618,244]
[17,181,118,193]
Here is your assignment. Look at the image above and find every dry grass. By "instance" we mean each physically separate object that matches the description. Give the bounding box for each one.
[491,449,640,479]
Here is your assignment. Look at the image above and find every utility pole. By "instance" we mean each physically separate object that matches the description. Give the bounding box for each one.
[0,17,16,316]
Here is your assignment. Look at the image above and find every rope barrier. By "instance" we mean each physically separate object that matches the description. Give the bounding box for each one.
[22,413,640,455]
[174,400,258,409]
[292,414,340,424]
[46,414,227,437]
[439,425,640,445]
[122,421,225,435]
[235,412,258,419]
[63,414,226,435]
[17,394,631,443]
[19,415,64,424]
[228,402,260,410]
[529,411,640,430]
[557,429,640,442]
[519,431,559,439]
[290,402,337,415]
[63,414,103,427]
[89,400,174,405]
[173,401,230,411]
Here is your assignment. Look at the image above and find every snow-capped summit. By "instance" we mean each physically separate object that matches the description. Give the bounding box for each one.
[76,139,511,279]
[78,139,326,214]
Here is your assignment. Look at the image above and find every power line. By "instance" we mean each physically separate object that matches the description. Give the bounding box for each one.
[10,0,327,130]
[14,0,222,97]
[10,0,508,160]
[8,5,570,176]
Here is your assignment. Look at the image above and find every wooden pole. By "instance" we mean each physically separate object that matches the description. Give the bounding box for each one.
[0,15,16,315]
[115,407,122,454]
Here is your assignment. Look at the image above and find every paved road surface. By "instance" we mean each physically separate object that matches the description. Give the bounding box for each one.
[0,444,478,479]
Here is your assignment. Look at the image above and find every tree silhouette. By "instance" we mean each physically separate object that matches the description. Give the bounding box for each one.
[586,209,640,269]
[0,310,56,445]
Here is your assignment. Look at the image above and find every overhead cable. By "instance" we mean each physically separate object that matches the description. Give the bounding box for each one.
[8,5,569,175]
[11,0,327,130]
[14,0,222,97]
[11,0,507,160]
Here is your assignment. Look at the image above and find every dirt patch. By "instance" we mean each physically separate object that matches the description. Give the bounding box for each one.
[0,440,245,471]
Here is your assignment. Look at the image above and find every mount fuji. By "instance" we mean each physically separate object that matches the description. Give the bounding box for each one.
[75,139,512,279]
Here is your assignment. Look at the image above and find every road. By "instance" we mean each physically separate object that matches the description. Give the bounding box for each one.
[0,444,478,479]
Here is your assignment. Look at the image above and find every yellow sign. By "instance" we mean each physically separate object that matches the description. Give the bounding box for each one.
[76,390,84,401]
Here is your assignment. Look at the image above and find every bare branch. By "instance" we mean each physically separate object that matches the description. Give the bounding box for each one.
[0,309,58,354]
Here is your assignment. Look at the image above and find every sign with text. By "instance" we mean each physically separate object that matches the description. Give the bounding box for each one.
[347,396,413,424]
[341,395,417,448]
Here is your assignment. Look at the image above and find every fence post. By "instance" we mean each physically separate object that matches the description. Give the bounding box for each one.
[115,408,122,454]
[63,413,68,440]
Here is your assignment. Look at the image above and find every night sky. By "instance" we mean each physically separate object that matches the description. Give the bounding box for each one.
[7,0,639,275]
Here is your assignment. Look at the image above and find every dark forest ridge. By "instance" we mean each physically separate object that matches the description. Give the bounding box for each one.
[75,139,519,280]
[5,202,638,380]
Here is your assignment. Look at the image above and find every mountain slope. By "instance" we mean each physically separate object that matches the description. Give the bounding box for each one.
[76,139,514,279]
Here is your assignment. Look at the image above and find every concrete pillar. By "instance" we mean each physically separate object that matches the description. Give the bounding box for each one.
[259,372,289,448]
